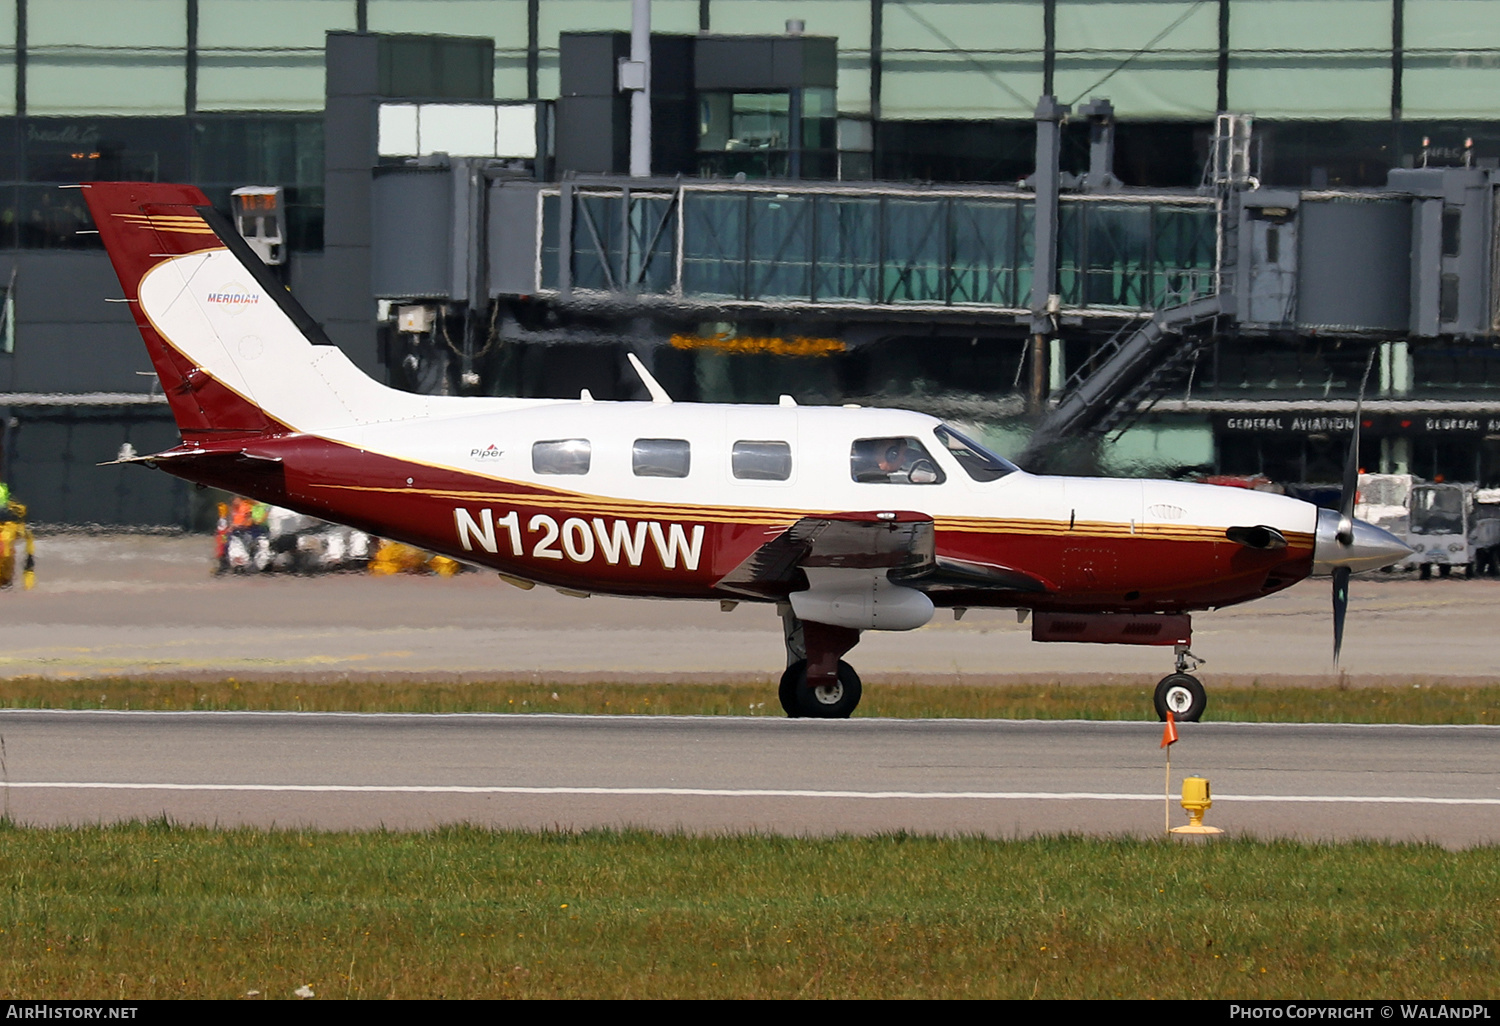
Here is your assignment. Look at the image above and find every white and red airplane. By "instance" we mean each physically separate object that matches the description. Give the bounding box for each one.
[83,182,1410,720]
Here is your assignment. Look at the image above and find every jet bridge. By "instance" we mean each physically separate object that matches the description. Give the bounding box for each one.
[375,171,1221,325]
[365,96,1500,468]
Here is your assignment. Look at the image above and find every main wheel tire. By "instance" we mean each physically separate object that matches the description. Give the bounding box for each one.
[1420,563,1432,580]
[1439,563,1452,578]
[777,662,803,717]
[778,659,863,719]
[1154,673,1207,722]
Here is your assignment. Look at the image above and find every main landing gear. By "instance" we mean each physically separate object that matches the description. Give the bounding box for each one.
[778,605,863,718]
[1154,645,1207,722]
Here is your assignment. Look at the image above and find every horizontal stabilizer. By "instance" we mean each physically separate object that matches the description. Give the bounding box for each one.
[104,443,288,498]
[101,444,283,470]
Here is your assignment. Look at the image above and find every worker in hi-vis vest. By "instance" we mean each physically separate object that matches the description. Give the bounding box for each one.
[0,481,35,590]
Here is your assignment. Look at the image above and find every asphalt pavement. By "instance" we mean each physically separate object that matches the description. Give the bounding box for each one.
[4,534,1497,845]
[0,710,1495,846]
[3,533,1498,684]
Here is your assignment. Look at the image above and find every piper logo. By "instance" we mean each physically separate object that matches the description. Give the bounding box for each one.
[205,282,260,315]
[470,444,504,461]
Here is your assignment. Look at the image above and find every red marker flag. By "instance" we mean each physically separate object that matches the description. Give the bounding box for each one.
[1160,710,1179,748]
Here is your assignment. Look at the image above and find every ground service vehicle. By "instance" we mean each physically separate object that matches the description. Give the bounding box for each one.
[83,182,1411,722]
[1409,482,1477,578]
[1356,473,1415,571]
[1472,489,1500,575]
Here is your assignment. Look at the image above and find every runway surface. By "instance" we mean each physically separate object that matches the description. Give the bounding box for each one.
[5,534,1500,683]
[2,710,1496,846]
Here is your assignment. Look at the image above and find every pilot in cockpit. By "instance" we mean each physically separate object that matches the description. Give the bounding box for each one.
[852,437,942,484]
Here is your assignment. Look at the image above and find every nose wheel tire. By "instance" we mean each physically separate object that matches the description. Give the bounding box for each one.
[778,659,863,719]
[1154,673,1206,722]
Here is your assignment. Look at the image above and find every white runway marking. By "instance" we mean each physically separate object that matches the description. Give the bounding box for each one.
[8,782,1500,805]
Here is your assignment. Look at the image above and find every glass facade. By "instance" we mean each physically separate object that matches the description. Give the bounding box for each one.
[1228,1,1392,119]
[0,1,1488,121]
[697,88,837,180]
[882,1,1043,120]
[2,0,1460,125]
[1054,1,1218,119]
[0,0,1492,251]
[368,0,529,100]
[27,0,187,117]
[0,114,321,250]
[198,0,354,112]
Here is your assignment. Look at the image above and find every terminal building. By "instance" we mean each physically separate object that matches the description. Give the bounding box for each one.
[0,0,1499,525]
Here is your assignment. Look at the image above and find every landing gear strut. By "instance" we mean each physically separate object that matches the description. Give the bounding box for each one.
[778,604,863,718]
[1154,645,1207,722]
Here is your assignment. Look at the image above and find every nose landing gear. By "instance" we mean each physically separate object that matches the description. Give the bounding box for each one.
[1154,645,1207,721]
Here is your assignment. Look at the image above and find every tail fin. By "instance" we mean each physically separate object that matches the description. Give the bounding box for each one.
[83,181,407,442]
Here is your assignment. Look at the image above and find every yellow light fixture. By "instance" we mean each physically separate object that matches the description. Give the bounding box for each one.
[1170,776,1223,836]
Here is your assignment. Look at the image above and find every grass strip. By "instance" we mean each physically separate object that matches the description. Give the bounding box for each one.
[0,677,1497,724]
[0,822,1495,999]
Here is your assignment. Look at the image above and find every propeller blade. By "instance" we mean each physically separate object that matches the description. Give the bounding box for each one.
[1338,350,1377,546]
[1333,349,1376,663]
[1332,565,1351,666]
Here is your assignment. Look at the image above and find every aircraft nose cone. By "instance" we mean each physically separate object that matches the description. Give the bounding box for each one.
[1312,508,1413,575]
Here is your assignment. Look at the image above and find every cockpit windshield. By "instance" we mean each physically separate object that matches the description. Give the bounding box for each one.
[933,424,1019,482]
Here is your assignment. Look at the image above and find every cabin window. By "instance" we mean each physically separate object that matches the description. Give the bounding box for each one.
[633,438,691,478]
[933,424,1019,481]
[732,440,792,481]
[851,437,945,484]
[532,439,591,475]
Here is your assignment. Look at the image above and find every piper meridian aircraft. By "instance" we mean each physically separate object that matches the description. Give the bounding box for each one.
[83,181,1411,720]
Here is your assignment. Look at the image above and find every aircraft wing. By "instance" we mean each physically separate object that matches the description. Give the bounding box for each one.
[716,512,1053,598]
[897,555,1052,594]
[716,511,934,598]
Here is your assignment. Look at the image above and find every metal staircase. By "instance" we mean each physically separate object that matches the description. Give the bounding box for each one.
[1016,292,1231,467]
[1016,113,1253,470]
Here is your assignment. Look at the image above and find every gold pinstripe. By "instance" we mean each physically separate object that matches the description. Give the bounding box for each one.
[114,213,218,236]
[310,481,1316,550]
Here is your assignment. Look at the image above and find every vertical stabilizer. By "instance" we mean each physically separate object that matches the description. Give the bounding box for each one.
[83,182,273,439]
[84,181,418,442]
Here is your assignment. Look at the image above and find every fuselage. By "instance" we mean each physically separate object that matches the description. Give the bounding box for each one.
[189,399,1322,615]
[75,180,1327,616]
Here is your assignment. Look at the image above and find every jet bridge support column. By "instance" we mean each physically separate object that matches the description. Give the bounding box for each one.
[450,159,486,391]
[627,0,652,177]
[1029,95,1069,414]
[1077,97,1119,191]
